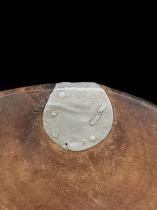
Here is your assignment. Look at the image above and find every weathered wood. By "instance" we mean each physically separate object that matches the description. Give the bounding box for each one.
[0,84,157,210]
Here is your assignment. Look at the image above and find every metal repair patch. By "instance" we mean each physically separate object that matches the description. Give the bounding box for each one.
[43,82,113,151]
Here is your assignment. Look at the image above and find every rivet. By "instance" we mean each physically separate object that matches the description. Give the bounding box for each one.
[82,139,86,145]
[58,91,66,98]
[51,130,59,138]
[90,135,96,141]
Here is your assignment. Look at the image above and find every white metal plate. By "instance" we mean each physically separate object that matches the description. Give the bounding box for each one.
[43,82,113,151]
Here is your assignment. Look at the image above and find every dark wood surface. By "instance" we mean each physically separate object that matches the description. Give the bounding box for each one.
[0,84,157,210]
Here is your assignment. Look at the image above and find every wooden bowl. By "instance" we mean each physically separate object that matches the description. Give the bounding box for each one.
[0,84,157,210]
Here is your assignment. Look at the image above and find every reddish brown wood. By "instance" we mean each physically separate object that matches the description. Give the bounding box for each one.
[0,84,157,210]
